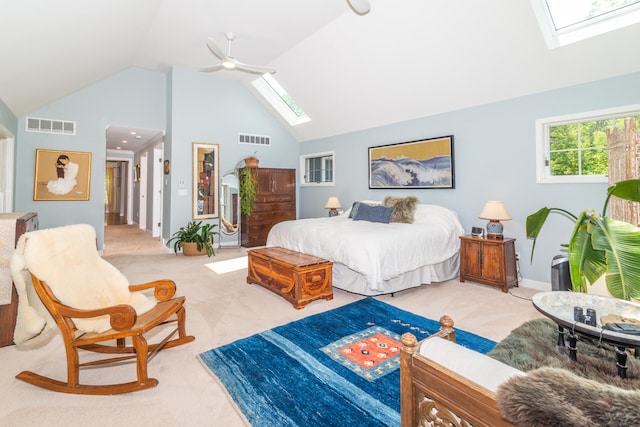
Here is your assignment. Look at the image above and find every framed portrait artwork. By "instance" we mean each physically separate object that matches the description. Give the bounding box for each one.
[193,142,219,220]
[368,135,455,189]
[33,149,92,201]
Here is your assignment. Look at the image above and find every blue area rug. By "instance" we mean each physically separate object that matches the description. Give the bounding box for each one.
[198,298,495,427]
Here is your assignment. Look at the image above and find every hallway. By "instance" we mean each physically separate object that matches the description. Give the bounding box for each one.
[103,223,167,256]
[105,213,127,226]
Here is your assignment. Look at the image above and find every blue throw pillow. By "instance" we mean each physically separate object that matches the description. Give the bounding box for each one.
[353,203,393,224]
[348,202,361,219]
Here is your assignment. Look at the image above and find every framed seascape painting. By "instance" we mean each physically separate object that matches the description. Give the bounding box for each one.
[368,135,455,189]
[33,149,92,201]
[193,142,219,220]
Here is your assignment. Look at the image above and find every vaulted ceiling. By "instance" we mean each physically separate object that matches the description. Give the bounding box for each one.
[2,0,640,145]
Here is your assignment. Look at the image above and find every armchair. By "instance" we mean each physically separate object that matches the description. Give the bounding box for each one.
[400,323,521,427]
[10,224,195,394]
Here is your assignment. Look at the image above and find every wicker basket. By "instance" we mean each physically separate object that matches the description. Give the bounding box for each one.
[182,242,207,256]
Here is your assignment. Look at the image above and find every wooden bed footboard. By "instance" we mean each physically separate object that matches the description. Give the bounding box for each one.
[400,316,516,427]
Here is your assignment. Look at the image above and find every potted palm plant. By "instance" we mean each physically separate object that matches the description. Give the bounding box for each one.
[527,179,640,300]
[167,220,219,257]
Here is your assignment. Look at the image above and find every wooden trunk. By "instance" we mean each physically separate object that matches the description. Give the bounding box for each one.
[241,168,296,247]
[0,212,38,347]
[247,247,333,309]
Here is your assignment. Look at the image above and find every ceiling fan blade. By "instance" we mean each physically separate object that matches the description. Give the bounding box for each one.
[347,0,370,15]
[206,37,228,61]
[234,61,276,75]
[199,64,224,73]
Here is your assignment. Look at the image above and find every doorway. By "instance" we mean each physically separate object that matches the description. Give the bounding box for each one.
[0,126,15,213]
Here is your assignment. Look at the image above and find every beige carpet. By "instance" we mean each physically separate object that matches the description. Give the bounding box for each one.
[0,224,543,427]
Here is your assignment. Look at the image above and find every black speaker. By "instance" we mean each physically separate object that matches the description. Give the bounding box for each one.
[551,255,571,291]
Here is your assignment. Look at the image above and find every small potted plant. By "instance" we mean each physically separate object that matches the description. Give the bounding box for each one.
[167,220,219,257]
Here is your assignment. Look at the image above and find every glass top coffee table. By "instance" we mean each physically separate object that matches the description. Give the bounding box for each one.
[532,291,640,378]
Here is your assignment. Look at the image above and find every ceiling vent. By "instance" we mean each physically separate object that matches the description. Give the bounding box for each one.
[26,117,76,135]
[239,133,270,147]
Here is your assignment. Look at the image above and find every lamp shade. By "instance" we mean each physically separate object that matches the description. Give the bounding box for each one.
[324,197,342,209]
[478,201,511,221]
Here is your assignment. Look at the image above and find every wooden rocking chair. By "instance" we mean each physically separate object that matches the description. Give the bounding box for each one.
[12,224,195,395]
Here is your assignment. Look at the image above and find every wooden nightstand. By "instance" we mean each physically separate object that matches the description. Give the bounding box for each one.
[459,235,518,293]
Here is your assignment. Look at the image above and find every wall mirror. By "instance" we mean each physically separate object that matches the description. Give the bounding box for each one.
[220,173,240,244]
[192,142,219,219]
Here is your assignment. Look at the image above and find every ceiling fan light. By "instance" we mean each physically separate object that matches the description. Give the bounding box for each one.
[222,61,236,70]
[347,0,370,15]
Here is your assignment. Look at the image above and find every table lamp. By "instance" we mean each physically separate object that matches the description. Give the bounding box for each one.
[478,201,511,239]
[325,197,341,217]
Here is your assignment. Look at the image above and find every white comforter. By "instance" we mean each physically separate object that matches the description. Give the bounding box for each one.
[266,204,465,293]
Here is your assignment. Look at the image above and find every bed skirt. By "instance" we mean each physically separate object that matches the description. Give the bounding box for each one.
[332,252,459,296]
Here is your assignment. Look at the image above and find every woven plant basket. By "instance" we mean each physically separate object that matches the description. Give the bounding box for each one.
[182,242,207,256]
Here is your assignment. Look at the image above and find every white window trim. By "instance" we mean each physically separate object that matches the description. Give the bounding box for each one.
[300,151,335,187]
[536,104,640,184]
[530,0,640,49]
[251,75,310,127]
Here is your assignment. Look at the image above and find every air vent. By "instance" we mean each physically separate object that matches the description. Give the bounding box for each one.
[26,117,76,135]
[239,133,270,146]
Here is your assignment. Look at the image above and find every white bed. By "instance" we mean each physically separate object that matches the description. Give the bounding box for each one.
[266,203,465,295]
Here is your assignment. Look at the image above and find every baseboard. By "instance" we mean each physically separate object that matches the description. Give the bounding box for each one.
[518,278,550,291]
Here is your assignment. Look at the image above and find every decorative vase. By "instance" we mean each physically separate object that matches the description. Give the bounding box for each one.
[182,242,206,256]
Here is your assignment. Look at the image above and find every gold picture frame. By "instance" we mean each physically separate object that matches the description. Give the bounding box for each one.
[33,149,92,201]
[193,142,219,219]
[368,135,455,189]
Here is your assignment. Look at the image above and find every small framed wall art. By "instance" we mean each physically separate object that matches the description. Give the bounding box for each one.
[368,135,455,189]
[33,149,92,201]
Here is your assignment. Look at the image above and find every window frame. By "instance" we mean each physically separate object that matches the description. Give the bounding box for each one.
[299,151,335,187]
[251,74,310,127]
[535,104,640,184]
[530,0,640,48]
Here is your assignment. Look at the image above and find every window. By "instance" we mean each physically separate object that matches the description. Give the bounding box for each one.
[251,74,310,126]
[531,0,640,48]
[300,151,334,186]
[536,105,640,183]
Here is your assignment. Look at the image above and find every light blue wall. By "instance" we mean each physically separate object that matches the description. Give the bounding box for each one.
[0,98,18,136]
[14,68,166,248]
[164,68,299,245]
[299,71,640,284]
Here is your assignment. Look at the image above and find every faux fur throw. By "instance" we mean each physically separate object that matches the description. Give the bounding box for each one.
[490,318,640,426]
[497,367,640,427]
[10,224,156,346]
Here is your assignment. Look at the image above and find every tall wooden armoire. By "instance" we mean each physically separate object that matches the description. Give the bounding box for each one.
[241,168,296,247]
[0,212,38,347]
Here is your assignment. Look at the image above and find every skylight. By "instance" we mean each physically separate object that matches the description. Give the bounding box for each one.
[531,0,640,48]
[251,74,310,126]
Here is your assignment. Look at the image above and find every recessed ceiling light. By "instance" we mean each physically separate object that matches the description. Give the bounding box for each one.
[122,140,128,143]
[135,135,142,139]
[130,131,137,135]
[116,147,121,150]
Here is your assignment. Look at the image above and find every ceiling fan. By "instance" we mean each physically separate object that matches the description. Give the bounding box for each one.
[347,0,370,15]
[200,32,275,75]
